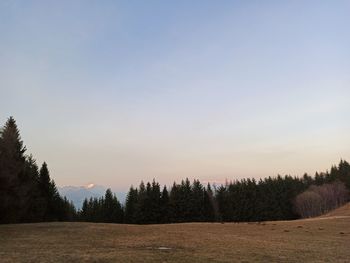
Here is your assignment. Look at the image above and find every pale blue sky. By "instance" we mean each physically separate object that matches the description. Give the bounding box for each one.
[1,1,349,190]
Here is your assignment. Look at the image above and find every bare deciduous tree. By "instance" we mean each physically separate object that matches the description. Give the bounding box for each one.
[294,181,349,218]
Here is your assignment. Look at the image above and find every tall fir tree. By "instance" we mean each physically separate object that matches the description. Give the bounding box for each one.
[160,186,169,223]
[38,162,61,221]
[203,183,216,222]
[22,155,43,222]
[0,117,27,223]
[124,186,138,224]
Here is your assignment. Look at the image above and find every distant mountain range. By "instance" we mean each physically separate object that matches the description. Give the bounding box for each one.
[58,184,126,209]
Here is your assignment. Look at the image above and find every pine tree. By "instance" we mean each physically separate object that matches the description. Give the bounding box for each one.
[124,186,138,224]
[337,160,350,189]
[169,182,180,222]
[181,178,192,221]
[0,117,76,223]
[80,198,89,221]
[190,180,204,221]
[103,189,114,222]
[215,185,227,222]
[0,117,27,223]
[203,183,215,222]
[38,162,61,221]
[102,189,123,223]
[112,193,123,223]
[135,181,148,223]
[160,186,169,223]
[149,180,162,223]
[22,155,42,222]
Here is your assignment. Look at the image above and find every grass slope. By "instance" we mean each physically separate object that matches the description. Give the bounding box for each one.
[1,208,349,262]
[321,203,350,217]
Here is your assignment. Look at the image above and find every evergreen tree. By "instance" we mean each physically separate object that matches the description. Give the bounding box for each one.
[38,162,66,221]
[135,181,148,223]
[22,155,43,222]
[38,162,53,220]
[79,190,123,223]
[190,180,204,221]
[160,186,169,223]
[180,178,192,222]
[203,183,216,222]
[80,198,89,221]
[337,160,350,189]
[0,117,27,223]
[124,186,138,224]
[169,182,181,222]
[103,189,123,223]
[150,180,162,223]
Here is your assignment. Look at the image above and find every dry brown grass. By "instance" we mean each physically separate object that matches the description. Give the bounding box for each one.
[321,203,350,217]
[0,216,349,262]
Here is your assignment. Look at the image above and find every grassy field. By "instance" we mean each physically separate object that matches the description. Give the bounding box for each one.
[1,207,349,262]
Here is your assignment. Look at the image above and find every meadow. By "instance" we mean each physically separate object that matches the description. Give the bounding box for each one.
[1,205,349,263]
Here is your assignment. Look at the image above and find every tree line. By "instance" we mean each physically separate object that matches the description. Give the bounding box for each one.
[77,161,350,224]
[1,117,349,224]
[0,117,75,223]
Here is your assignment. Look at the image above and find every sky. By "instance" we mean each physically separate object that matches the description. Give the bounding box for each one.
[1,1,349,191]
